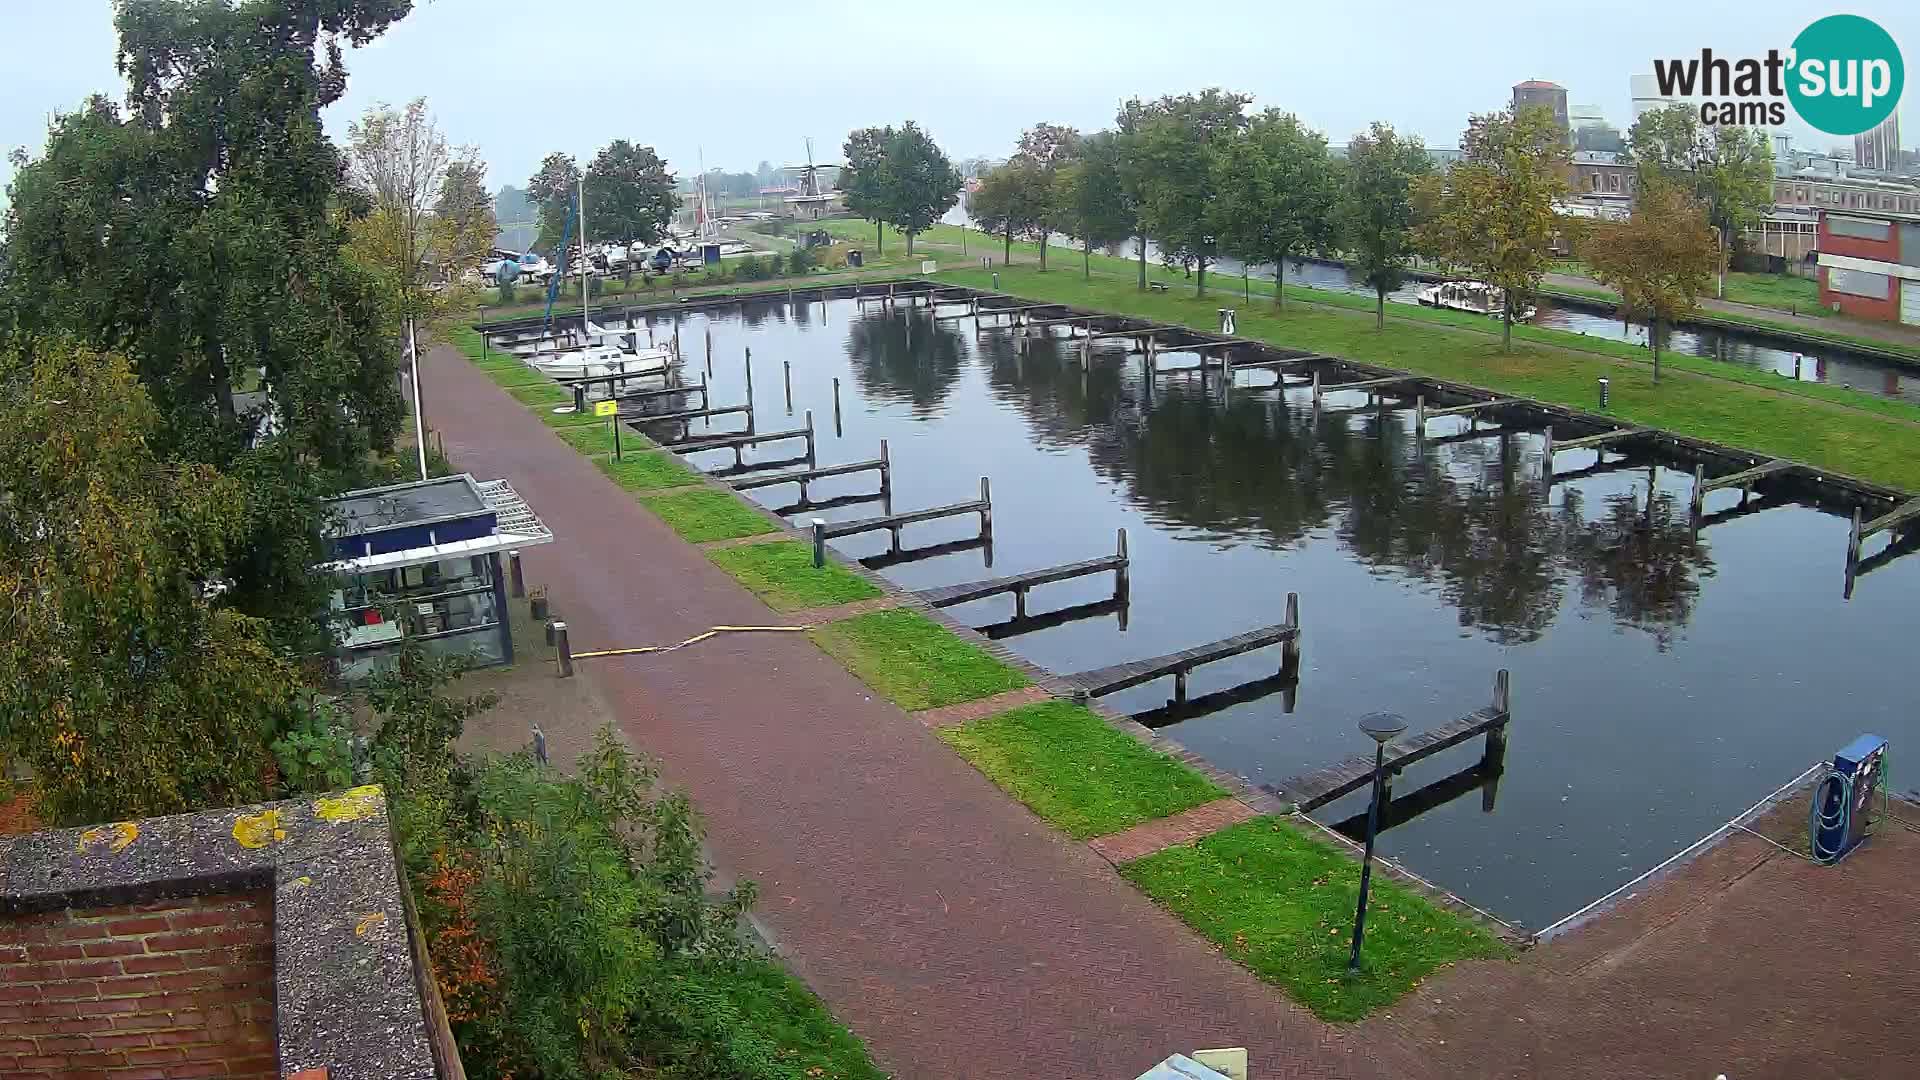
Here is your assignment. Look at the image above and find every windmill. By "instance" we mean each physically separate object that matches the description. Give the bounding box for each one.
[783,137,844,219]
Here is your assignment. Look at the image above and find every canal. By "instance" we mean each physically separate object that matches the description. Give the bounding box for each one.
[623,296,1919,930]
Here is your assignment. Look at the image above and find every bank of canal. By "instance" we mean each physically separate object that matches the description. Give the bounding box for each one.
[529,290,1920,930]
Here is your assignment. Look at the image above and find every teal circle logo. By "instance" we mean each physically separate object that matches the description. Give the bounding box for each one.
[1788,15,1903,136]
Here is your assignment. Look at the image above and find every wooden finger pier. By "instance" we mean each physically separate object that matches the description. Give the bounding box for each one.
[1067,594,1301,706]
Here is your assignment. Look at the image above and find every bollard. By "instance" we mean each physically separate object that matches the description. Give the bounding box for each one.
[573,383,587,413]
[1598,377,1611,409]
[1793,353,1803,381]
[508,550,525,598]
[811,519,827,568]
[530,589,550,622]
[544,618,555,646]
[555,621,573,678]
[1281,592,1302,676]
[992,272,1000,289]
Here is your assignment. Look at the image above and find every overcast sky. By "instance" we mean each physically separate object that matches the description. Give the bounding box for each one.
[5,1,1915,200]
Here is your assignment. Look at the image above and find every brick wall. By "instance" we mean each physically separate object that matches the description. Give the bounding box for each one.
[0,891,276,1079]
[1817,265,1902,321]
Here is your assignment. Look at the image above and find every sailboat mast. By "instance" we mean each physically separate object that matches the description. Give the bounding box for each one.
[578,174,589,329]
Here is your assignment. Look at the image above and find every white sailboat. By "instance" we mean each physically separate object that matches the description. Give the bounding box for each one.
[521,176,678,382]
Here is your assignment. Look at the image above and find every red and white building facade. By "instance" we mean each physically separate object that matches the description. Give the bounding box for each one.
[1816,209,1920,324]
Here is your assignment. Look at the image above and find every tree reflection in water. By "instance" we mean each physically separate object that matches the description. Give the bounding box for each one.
[845,308,968,417]
[1558,474,1716,652]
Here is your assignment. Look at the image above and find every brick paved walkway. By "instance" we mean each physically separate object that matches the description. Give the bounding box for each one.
[423,345,1417,1079]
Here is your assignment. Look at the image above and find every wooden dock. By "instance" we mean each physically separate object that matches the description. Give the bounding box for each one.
[729,441,889,503]
[637,403,752,434]
[1414,396,1521,430]
[1133,670,1298,729]
[1847,495,1920,567]
[1312,373,1412,404]
[1272,671,1512,813]
[1545,426,1644,455]
[916,530,1128,617]
[616,382,707,408]
[811,478,991,566]
[1066,594,1299,705]
[674,411,814,469]
[978,596,1129,640]
[1690,458,1793,518]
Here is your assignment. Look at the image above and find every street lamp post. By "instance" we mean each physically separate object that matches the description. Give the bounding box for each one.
[1348,711,1407,973]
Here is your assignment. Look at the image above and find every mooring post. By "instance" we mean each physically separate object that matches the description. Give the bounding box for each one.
[784,361,793,412]
[573,383,586,413]
[1114,527,1130,601]
[832,377,843,437]
[1172,669,1188,706]
[879,439,894,515]
[1540,428,1555,493]
[1414,395,1426,433]
[1690,463,1707,521]
[1311,370,1322,405]
[1846,506,1864,569]
[811,519,827,568]
[1481,668,1512,775]
[705,324,713,375]
[555,621,574,679]
[978,476,993,539]
[1281,592,1302,677]
[804,409,817,467]
[507,550,525,599]
[1014,585,1028,620]
[745,346,753,402]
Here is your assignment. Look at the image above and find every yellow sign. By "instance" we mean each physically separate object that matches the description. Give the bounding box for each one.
[594,400,618,417]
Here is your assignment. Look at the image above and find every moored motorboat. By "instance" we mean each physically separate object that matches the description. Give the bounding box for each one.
[1417,280,1537,320]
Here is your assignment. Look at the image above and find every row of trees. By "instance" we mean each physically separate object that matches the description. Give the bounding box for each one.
[961,93,1770,363]
[840,121,964,255]
[527,141,680,251]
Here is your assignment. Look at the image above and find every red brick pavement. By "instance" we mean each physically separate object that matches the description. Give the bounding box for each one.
[1087,798,1260,866]
[423,345,1420,1079]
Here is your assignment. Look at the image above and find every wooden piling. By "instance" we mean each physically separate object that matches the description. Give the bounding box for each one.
[1847,506,1864,568]
[979,476,993,537]
[833,377,843,437]
[1414,395,1426,432]
[784,361,793,411]
[1311,370,1322,405]
[1114,528,1130,601]
[1281,592,1301,676]
[1690,463,1706,521]
[745,346,753,401]
[805,409,816,466]
[1481,669,1512,773]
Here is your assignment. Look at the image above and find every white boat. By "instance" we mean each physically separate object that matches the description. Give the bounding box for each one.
[1417,280,1537,321]
[526,343,674,382]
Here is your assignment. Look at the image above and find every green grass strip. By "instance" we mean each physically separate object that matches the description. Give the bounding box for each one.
[707,540,881,612]
[1121,817,1507,1022]
[639,489,777,543]
[808,608,1028,710]
[593,452,700,493]
[936,265,1920,490]
[939,700,1223,839]
[507,382,572,406]
[556,422,618,455]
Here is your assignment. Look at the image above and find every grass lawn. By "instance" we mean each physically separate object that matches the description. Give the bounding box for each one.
[938,701,1223,839]
[1122,817,1508,1022]
[659,957,886,1080]
[639,489,778,543]
[1723,271,1820,313]
[934,264,1920,490]
[808,608,1028,710]
[593,451,700,492]
[707,540,881,612]
[507,382,572,406]
[556,421,619,455]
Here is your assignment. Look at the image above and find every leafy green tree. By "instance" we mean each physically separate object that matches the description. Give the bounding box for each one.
[968,159,1053,267]
[1625,103,1774,298]
[1413,105,1570,350]
[2,0,411,644]
[841,125,896,254]
[439,161,497,265]
[1118,89,1251,297]
[880,122,962,255]
[586,140,679,245]
[1582,176,1719,382]
[1013,123,1081,271]
[527,152,582,252]
[1057,131,1135,281]
[1212,109,1340,309]
[1341,121,1433,329]
[0,344,303,825]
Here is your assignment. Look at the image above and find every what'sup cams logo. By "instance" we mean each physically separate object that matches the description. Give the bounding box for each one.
[1652,14,1903,135]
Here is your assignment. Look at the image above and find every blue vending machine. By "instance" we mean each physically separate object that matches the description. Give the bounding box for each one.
[1810,734,1887,864]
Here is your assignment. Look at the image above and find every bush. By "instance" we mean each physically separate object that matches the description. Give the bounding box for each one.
[496,279,518,305]
[787,247,815,276]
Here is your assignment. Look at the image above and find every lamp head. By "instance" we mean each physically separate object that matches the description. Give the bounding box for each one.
[1357,711,1408,745]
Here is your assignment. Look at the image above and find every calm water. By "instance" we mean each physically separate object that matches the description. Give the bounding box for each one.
[622,298,1919,929]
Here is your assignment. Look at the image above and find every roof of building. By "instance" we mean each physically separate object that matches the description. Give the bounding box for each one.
[1514,79,1564,90]
[324,474,490,538]
[1572,150,1627,165]
[1,787,454,1079]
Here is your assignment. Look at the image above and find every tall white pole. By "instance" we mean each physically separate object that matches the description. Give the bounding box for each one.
[578,174,590,331]
[407,317,428,481]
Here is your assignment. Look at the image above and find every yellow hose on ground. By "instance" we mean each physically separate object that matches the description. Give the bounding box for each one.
[570,625,813,660]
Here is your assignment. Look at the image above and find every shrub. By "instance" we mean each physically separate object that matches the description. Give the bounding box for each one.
[496,279,517,305]
[787,246,815,275]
